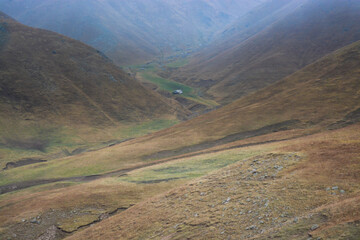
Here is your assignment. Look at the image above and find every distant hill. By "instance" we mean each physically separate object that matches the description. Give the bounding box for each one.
[169,0,360,104]
[0,0,266,65]
[0,13,187,153]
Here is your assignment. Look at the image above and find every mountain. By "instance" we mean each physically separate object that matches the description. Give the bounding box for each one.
[2,36,360,189]
[0,12,186,154]
[169,0,360,104]
[2,37,359,240]
[0,0,266,66]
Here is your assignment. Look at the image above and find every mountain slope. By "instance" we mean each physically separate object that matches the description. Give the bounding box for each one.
[2,38,360,189]
[0,12,186,156]
[66,124,360,240]
[0,0,266,65]
[50,37,360,240]
[1,18,360,240]
[170,0,360,104]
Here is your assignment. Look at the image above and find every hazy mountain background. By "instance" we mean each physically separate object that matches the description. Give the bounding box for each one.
[168,0,360,103]
[0,0,266,65]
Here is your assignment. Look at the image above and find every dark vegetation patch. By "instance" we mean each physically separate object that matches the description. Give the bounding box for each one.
[153,166,195,174]
[1,137,49,152]
[143,120,302,161]
[3,158,47,170]
[0,126,65,152]
[130,177,183,184]
[328,107,360,129]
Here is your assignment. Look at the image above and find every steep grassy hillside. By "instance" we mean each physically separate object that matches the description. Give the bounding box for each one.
[0,13,187,165]
[0,27,359,240]
[170,0,360,104]
[1,36,359,192]
[67,123,360,239]
[0,0,266,65]
[0,4,360,239]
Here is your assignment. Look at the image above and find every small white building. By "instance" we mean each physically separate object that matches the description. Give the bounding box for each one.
[173,89,183,94]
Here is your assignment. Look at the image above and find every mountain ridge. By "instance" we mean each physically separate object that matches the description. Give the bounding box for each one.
[0,0,267,65]
[168,0,360,104]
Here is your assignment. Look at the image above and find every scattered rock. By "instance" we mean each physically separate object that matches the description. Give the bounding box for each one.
[99,213,110,221]
[310,224,319,231]
[37,225,64,240]
[245,225,257,230]
[340,190,345,194]
[332,186,339,190]
[223,197,231,204]
[30,217,41,224]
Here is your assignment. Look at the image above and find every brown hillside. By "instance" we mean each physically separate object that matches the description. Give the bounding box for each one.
[136,39,360,157]
[66,123,360,240]
[0,14,185,127]
[1,24,360,240]
[1,38,359,190]
[0,13,189,161]
[170,0,360,104]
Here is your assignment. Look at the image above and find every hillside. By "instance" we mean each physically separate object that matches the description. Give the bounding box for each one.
[67,123,360,239]
[1,35,360,239]
[0,12,187,164]
[169,0,360,104]
[62,38,360,240]
[0,23,360,240]
[0,0,266,65]
[0,2,360,239]
[2,35,359,186]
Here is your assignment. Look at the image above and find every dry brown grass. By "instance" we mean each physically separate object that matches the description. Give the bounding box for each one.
[0,177,186,239]
[66,123,360,240]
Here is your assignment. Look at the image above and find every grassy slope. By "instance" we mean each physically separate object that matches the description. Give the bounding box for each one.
[138,70,218,107]
[67,123,360,240]
[0,39,360,239]
[1,38,359,186]
[0,14,186,166]
[170,0,360,104]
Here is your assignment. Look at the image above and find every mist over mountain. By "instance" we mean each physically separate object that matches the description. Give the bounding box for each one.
[0,0,266,65]
[1,1,360,240]
[169,0,360,104]
[0,13,185,138]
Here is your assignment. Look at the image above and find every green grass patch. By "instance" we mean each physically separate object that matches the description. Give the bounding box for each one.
[116,119,179,139]
[139,72,218,107]
[165,58,189,68]
[120,149,263,184]
[141,72,194,96]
